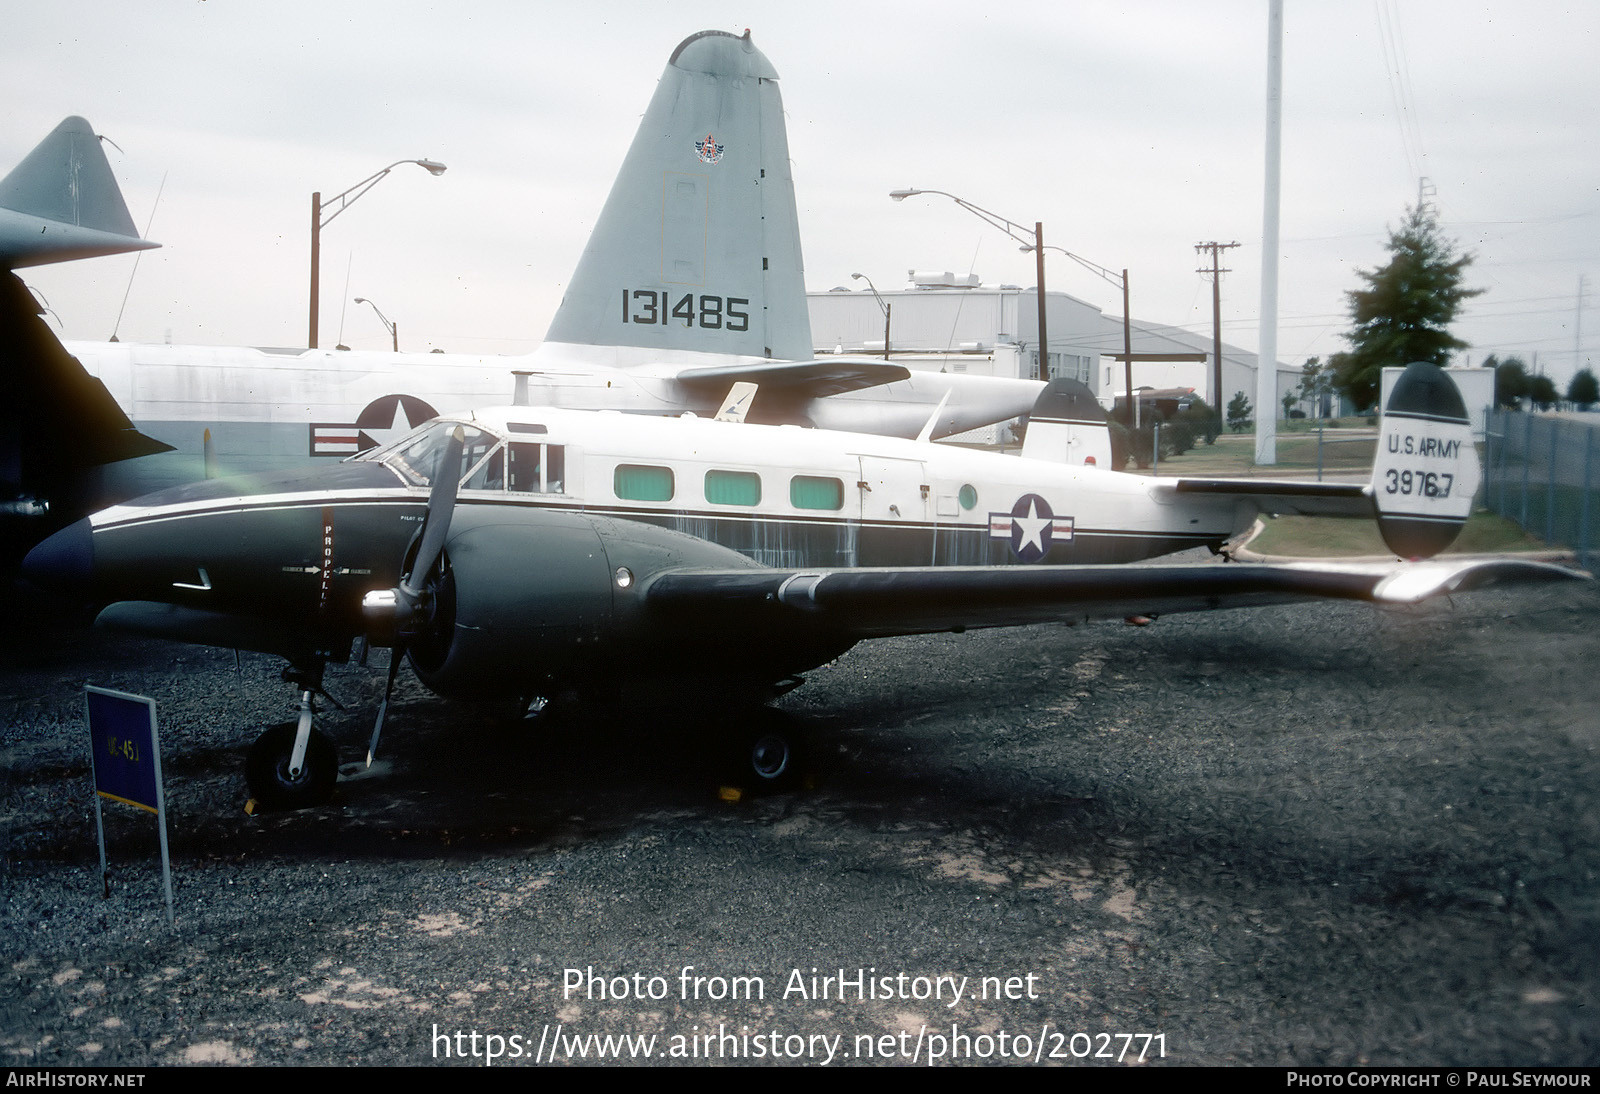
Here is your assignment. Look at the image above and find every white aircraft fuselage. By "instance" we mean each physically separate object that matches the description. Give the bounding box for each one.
[63,339,1046,502]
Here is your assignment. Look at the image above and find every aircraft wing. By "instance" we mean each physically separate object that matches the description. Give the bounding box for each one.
[674,357,913,398]
[1161,478,1373,518]
[645,557,1583,640]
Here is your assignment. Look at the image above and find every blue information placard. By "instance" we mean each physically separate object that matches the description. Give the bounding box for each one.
[84,686,174,923]
[86,687,161,813]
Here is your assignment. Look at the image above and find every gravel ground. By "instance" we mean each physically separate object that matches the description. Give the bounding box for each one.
[2,574,1596,1067]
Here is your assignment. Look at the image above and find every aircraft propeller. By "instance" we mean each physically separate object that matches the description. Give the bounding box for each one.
[362,425,466,763]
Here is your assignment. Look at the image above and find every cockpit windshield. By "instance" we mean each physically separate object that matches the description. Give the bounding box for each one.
[355,416,564,494]
[358,420,496,488]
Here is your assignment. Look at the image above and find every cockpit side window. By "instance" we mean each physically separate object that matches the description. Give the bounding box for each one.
[508,442,566,494]
[462,444,506,491]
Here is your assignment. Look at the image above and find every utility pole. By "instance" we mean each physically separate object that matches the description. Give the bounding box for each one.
[1578,274,1588,378]
[1257,0,1284,465]
[1196,241,1240,430]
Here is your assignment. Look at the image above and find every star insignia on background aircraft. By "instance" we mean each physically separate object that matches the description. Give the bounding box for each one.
[310,395,439,457]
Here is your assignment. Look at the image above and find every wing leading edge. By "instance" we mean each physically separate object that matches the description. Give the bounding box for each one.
[645,557,1584,640]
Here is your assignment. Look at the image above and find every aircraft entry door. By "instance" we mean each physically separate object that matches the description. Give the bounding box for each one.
[857,456,931,566]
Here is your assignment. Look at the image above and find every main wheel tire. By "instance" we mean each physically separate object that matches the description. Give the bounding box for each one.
[246,722,339,810]
[736,709,801,791]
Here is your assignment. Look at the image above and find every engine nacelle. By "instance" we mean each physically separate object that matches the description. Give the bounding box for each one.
[406,508,770,699]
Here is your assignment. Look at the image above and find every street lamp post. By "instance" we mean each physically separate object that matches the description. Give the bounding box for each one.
[850,272,892,360]
[890,189,1048,381]
[309,158,446,349]
[1022,244,1134,426]
[354,297,399,352]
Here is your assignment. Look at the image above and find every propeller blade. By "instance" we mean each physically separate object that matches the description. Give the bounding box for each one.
[402,425,465,599]
[367,644,405,766]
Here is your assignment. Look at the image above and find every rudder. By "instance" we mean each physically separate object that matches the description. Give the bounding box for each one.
[542,30,811,363]
[0,116,157,268]
[1372,362,1481,558]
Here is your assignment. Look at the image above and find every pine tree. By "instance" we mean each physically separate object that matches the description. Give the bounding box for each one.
[1226,391,1253,432]
[1335,204,1482,410]
[1568,368,1598,409]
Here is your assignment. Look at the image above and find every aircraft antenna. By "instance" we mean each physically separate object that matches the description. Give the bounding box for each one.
[110,171,166,342]
[336,252,353,348]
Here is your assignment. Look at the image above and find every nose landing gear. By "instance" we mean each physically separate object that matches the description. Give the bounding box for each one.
[245,659,342,810]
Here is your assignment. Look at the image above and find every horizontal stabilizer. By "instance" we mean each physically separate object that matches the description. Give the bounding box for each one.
[676,356,912,398]
[646,557,1584,641]
[1165,478,1373,519]
[0,116,158,268]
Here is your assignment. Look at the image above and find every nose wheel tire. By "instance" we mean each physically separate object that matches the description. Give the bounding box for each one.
[246,722,339,810]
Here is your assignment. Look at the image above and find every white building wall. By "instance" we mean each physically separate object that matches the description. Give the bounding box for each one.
[807,280,1302,415]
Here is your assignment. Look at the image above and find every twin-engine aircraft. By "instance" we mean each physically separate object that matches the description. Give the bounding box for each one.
[23,363,1582,809]
[7,29,1044,545]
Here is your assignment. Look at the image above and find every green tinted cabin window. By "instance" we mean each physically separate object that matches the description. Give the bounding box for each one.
[614,464,675,502]
[790,475,844,511]
[705,469,761,506]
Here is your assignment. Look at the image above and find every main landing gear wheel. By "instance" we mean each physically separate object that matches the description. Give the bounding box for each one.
[246,722,339,810]
[734,709,802,791]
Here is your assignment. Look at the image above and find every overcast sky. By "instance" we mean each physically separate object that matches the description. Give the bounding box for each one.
[5,1,1596,387]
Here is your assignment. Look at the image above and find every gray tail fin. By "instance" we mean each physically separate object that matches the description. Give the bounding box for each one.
[0,116,159,269]
[542,30,811,363]
[1371,362,1481,558]
[1020,378,1113,467]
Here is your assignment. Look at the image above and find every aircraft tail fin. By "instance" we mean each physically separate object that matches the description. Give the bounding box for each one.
[542,30,811,363]
[0,116,159,268]
[1370,361,1481,558]
[1020,378,1112,467]
[713,381,759,423]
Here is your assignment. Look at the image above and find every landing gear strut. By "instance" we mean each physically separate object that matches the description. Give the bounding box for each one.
[245,659,342,810]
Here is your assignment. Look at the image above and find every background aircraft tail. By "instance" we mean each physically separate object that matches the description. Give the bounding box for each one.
[0,116,159,268]
[1019,378,1112,466]
[542,30,811,363]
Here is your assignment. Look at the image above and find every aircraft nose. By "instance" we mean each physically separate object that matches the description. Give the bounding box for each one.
[22,517,95,590]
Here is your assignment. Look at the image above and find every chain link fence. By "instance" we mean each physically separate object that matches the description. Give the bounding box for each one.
[1484,410,1598,569]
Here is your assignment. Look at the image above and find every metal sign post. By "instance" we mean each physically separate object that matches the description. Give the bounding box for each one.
[85,686,174,926]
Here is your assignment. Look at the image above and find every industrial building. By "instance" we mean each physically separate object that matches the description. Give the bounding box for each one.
[808,271,1303,418]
